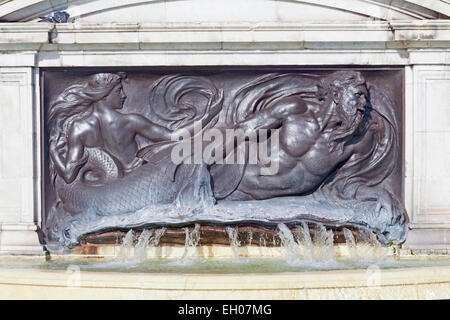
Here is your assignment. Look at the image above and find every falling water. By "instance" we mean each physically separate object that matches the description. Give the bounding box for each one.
[294,221,314,261]
[82,221,407,273]
[226,226,241,260]
[356,226,384,259]
[313,223,335,261]
[104,222,386,270]
[343,227,358,259]
[248,230,253,246]
[190,224,201,247]
[180,224,201,261]
[149,227,167,247]
[259,235,267,248]
[116,229,135,261]
[133,229,153,262]
[258,234,267,256]
[277,223,300,264]
[180,228,191,261]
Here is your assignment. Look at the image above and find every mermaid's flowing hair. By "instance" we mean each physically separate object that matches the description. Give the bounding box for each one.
[48,73,124,184]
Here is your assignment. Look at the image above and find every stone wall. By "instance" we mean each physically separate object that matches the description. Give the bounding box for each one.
[0,68,41,253]
[0,0,449,252]
[404,65,450,249]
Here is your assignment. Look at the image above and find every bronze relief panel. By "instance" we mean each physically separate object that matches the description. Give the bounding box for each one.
[41,67,406,247]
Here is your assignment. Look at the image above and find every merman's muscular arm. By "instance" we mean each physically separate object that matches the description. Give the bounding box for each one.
[237,96,309,133]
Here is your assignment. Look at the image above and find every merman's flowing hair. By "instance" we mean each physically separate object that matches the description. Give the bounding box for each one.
[318,79,399,201]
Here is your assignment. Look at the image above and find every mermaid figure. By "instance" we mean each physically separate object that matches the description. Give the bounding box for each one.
[46,73,222,242]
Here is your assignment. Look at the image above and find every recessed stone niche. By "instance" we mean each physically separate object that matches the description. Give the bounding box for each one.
[40,67,406,247]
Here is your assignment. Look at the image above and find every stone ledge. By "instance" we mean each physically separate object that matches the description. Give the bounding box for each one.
[43,21,450,46]
[0,266,448,299]
[0,21,449,48]
[0,22,51,44]
[404,228,450,250]
[31,49,449,67]
[0,223,43,254]
[0,223,38,231]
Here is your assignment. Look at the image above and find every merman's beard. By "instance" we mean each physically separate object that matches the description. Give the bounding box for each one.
[328,103,365,151]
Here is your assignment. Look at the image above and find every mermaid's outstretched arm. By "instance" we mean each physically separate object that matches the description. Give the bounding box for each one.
[126,114,173,142]
[133,89,224,142]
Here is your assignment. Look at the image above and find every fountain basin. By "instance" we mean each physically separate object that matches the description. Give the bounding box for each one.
[2,225,448,299]
[1,248,450,300]
[0,262,449,300]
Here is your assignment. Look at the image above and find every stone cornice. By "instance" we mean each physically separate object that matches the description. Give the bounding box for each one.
[0,22,50,46]
[53,20,450,31]
[0,21,449,49]
[0,21,52,32]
